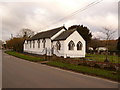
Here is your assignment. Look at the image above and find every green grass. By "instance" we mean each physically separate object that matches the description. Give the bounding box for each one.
[47,61,120,81]
[5,51,45,62]
[86,54,120,64]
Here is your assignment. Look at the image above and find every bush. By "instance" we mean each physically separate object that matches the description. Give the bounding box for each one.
[108,65,116,71]
[115,65,120,71]
[89,62,95,67]
[6,37,25,52]
[48,55,120,71]
[82,61,89,66]
[94,64,100,68]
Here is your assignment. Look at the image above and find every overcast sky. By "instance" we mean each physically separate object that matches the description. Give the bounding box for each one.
[0,0,118,41]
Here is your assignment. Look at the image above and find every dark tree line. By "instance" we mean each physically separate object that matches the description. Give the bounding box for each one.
[117,37,120,56]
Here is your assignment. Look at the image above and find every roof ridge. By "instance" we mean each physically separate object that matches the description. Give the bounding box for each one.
[53,28,76,41]
[28,26,66,40]
[68,28,77,31]
[38,26,65,33]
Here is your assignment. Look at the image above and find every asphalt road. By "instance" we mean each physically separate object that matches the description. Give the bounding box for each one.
[0,50,2,88]
[2,52,119,88]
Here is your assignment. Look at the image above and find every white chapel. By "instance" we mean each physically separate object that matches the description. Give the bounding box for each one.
[24,26,86,58]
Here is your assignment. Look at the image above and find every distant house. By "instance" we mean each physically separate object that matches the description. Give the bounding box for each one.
[96,47,107,51]
[88,47,93,51]
[24,26,86,58]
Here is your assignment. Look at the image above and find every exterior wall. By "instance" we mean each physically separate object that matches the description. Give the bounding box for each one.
[24,30,86,58]
[24,28,65,56]
[64,31,86,58]
[45,38,52,56]
[24,40,27,51]
[52,40,65,57]
[52,31,86,58]
[24,38,52,56]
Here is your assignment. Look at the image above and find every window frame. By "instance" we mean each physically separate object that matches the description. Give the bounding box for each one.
[77,41,82,50]
[29,41,31,48]
[56,41,61,50]
[68,40,75,50]
[42,39,46,48]
[33,40,35,48]
[37,39,40,48]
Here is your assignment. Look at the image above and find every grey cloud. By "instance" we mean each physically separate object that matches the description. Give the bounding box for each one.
[1,1,118,41]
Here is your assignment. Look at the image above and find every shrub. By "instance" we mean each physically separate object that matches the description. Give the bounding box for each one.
[108,65,116,71]
[115,65,120,71]
[49,55,120,71]
[94,64,100,68]
[89,62,95,67]
[82,61,89,66]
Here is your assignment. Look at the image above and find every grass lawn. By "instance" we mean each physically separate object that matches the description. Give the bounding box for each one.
[86,54,120,64]
[47,61,120,81]
[5,51,45,62]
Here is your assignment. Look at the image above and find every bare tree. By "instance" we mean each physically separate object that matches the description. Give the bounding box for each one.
[6,28,35,52]
[100,27,116,62]
[17,28,34,38]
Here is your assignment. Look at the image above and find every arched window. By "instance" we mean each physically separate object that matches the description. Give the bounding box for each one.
[37,39,40,48]
[30,41,31,48]
[33,40,35,48]
[77,41,82,50]
[68,40,75,50]
[42,39,46,48]
[56,41,61,50]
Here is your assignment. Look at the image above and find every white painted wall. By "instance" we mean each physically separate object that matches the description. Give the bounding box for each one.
[24,39,50,55]
[24,28,65,56]
[52,31,86,58]
[64,31,86,58]
[24,30,86,58]
[52,40,65,57]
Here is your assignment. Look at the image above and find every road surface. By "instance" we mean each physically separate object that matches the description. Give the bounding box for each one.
[2,52,119,88]
[0,50,2,88]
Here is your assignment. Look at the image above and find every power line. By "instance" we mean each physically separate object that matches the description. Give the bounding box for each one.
[43,0,103,30]
[55,0,102,23]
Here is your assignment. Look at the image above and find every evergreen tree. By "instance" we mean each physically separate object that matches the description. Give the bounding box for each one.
[117,37,120,56]
[117,37,120,51]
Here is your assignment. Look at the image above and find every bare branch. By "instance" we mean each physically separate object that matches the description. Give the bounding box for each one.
[99,27,116,40]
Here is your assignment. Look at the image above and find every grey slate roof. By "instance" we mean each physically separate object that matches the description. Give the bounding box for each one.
[53,29,76,41]
[28,26,66,40]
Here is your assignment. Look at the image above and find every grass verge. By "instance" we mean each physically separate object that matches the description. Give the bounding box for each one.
[86,54,120,64]
[5,51,45,62]
[46,61,120,82]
